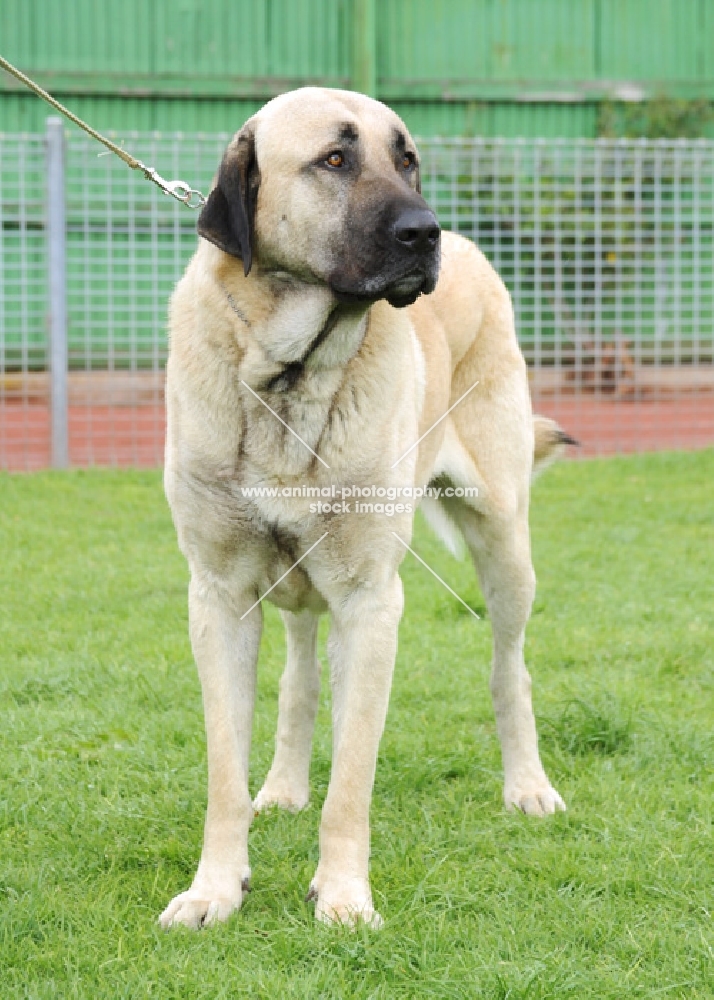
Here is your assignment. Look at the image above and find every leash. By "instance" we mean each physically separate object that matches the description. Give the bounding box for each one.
[0,54,206,209]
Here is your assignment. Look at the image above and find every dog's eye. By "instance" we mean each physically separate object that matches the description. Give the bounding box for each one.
[402,152,416,170]
[325,151,345,169]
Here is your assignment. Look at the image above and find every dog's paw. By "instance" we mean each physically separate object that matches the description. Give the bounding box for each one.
[253,778,309,813]
[307,877,383,929]
[159,878,250,930]
[504,777,566,817]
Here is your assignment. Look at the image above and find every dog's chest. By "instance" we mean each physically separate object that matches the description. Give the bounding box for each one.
[241,381,340,478]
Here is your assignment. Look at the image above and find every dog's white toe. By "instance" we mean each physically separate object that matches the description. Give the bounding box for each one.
[253,781,309,813]
[505,778,566,816]
[159,880,249,930]
[308,877,383,929]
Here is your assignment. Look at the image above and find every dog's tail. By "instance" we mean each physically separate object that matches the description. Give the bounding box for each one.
[532,415,579,481]
[421,416,578,560]
[420,495,467,559]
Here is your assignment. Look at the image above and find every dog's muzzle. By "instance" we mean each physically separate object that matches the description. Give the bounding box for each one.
[378,206,440,307]
[329,199,441,308]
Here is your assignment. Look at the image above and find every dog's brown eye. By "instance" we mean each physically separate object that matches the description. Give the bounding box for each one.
[326,151,344,169]
[402,153,415,170]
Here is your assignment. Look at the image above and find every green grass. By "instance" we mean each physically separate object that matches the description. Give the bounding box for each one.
[1,452,712,999]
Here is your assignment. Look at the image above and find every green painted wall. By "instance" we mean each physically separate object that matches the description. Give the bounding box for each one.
[2,0,713,138]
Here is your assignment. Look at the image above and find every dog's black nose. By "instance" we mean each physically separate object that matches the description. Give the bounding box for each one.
[393,208,441,254]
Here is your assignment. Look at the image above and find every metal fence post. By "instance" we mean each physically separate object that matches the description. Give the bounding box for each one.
[46,116,68,468]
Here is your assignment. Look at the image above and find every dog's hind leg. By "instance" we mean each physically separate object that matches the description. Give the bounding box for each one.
[447,496,566,815]
[436,360,565,816]
[254,610,321,812]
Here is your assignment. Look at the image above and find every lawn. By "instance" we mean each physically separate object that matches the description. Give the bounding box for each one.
[1,452,712,999]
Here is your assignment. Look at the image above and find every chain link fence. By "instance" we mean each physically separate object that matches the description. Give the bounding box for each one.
[2,126,713,470]
[422,137,714,455]
[0,132,47,468]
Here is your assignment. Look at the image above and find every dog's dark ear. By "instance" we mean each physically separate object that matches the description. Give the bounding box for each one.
[197,124,260,276]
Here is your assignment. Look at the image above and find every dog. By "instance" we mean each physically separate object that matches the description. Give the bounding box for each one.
[160,87,567,930]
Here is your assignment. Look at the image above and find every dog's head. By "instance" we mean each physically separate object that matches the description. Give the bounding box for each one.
[197,88,441,308]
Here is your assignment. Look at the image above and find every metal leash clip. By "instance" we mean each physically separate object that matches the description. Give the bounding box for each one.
[0,55,208,211]
[140,166,206,209]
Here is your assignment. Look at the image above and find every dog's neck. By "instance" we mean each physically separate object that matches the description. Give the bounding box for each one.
[264,306,342,392]
[222,275,371,394]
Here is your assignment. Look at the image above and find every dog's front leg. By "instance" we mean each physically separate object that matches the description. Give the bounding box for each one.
[309,574,403,927]
[160,574,260,929]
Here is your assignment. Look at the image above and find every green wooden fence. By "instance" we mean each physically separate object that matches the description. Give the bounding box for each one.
[2,2,714,378]
[2,0,713,138]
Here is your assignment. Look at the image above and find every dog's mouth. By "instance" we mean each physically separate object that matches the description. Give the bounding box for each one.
[384,272,431,308]
[331,262,439,308]
[391,273,424,294]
